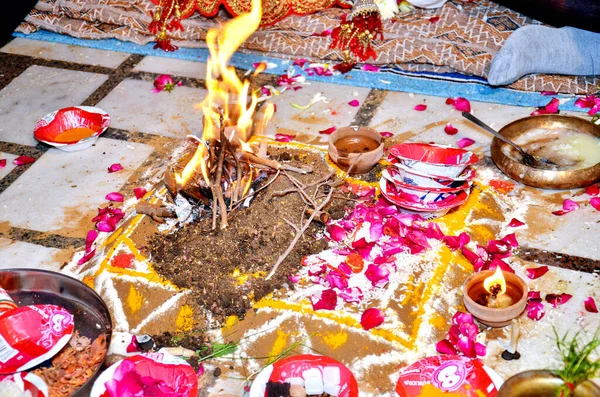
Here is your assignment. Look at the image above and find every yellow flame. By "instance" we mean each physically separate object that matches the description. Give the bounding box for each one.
[176,0,262,187]
[483,266,507,295]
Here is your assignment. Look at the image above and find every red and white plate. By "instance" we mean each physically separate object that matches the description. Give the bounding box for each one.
[390,161,476,185]
[389,142,479,178]
[383,168,471,193]
[380,178,470,212]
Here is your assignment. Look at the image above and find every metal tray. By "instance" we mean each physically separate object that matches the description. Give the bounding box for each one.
[0,268,112,397]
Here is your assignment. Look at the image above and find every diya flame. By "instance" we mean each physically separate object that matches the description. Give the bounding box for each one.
[483,267,513,308]
[176,0,274,188]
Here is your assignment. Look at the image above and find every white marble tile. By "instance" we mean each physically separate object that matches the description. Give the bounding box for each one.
[1,38,130,68]
[258,82,371,146]
[133,56,208,80]
[0,65,108,146]
[0,138,154,238]
[0,237,62,271]
[96,79,206,138]
[0,152,18,180]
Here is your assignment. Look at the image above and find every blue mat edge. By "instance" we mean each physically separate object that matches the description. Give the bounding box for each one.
[14,30,588,113]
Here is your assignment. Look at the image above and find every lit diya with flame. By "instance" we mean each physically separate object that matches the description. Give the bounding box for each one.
[463,267,528,328]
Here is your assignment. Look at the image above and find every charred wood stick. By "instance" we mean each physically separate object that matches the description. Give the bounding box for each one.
[135,202,176,223]
[273,171,337,198]
[265,187,334,280]
[239,152,312,174]
[213,126,229,229]
[305,208,329,224]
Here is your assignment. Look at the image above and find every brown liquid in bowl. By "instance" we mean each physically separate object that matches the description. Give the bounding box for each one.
[334,136,380,154]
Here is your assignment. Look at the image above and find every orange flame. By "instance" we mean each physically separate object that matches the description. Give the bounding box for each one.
[483,266,507,296]
[176,0,262,187]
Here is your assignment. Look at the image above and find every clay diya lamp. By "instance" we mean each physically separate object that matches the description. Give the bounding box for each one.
[463,267,528,327]
[328,126,384,174]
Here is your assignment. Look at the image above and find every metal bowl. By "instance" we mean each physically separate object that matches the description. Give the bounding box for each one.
[497,370,600,397]
[491,115,600,189]
[0,268,112,397]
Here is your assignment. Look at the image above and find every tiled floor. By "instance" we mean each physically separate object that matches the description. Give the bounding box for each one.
[1,35,599,395]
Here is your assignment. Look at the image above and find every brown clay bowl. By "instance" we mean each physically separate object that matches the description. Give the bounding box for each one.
[497,370,600,397]
[463,270,528,327]
[328,126,384,174]
[491,115,600,189]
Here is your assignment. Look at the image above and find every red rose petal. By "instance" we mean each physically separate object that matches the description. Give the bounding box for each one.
[380,131,393,138]
[85,230,98,253]
[531,97,560,116]
[508,218,525,227]
[348,99,360,107]
[526,265,549,279]
[134,187,147,200]
[108,163,123,173]
[429,16,440,23]
[105,192,124,202]
[310,289,337,311]
[457,138,475,148]
[360,307,385,330]
[584,296,598,313]
[414,104,427,111]
[275,133,295,142]
[545,293,572,308]
[436,339,457,355]
[446,97,471,112]
[77,249,96,265]
[0,159,5,168]
[364,264,390,287]
[287,274,301,283]
[590,197,600,211]
[585,184,599,196]
[319,126,337,135]
[327,224,346,242]
[13,155,36,165]
[362,64,380,72]
[444,123,458,135]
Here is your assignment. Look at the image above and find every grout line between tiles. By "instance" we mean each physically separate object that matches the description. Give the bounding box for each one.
[352,89,388,126]
[517,246,600,274]
[1,226,85,249]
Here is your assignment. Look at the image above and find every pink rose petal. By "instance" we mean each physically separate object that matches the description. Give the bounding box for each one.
[414,104,427,111]
[134,187,147,200]
[126,335,141,353]
[293,58,308,68]
[526,291,545,320]
[380,131,393,138]
[436,339,457,355]
[77,249,96,265]
[0,159,5,168]
[348,99,360,107]
[585,184,599,196]
[364,264,390,287]
[108,163,123,173]
[508,218,525,227]
[457,138,475,148]
[327,224,346,242]
[360,307,385,330]
[105,192,124,202]
[531,97,560,116]
[584,296,598,313]
[319,126,337,135]
[446,97,471,112]
[310,289,337,311]
[526,265,549,279]
[545,293,572,308]
[13,155,35,165]
[362,64,380,72]
[287,274,301,283]
[553,199,580,215]
[444,123,458,135]
[541,91,558,96]
[275,133,295,142]
[590,197,600,211]
[85,230,98,253]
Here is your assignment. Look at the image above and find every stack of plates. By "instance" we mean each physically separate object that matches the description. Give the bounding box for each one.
[381,142,478,217]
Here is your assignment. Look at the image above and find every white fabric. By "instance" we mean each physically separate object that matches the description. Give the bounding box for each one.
[407,0,447,8]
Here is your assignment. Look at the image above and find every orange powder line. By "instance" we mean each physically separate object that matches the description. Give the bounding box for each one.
[253,298,413,348]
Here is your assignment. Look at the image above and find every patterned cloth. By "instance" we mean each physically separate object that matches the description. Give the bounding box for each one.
[17,0,600,94]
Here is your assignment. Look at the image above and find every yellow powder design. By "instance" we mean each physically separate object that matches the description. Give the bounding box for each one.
[322,331,348,350]
[82,276,95,289]
[416,384,464,397]
[176,304,195,332]
[428,311,448,331]
[127,285,144,313]
[267,329,289,364]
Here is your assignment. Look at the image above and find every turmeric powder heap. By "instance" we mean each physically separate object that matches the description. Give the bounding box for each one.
[53,127,97,143]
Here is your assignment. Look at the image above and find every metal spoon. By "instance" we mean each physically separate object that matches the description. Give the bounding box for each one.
[461,112,557,169]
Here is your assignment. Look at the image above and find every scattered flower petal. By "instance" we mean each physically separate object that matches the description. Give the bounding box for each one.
[531,97,560,116]
[105,192,124,202]
[364,264,390,287]
[85,230,98,253]
[429,16,440,23]
[287,274,301,283]
[526,291,545,321]
[348,99,360,107]
[457,138,475,148]
[443,232,470,251]
[134,187,147,200]
[526,266,549,279]
[590,197,600,211]
[541,91,558,96]
[275,133,295,142]
[508,218,525,227]
[584,296,598,313]
[414,104,427,111]
[362,64,380,72]
[326,224,346,242]
[318,126,337,135]
[310,289,337,311]
[446,97,471,112]
[545,293,572,308]
[13,156,36,165]
[360,308,385,330]
[585,184,599,196]
[436,311,485,358]
[108,163,123,173]
[574,94,600,116]
[380,131,393,138]
[552,199,580,215]
[126,335,142,353]
[293,58,309,68]
[0,159,5,168]
[77,249,96,265]
[436,339,457,355]
[152,74,181,93]
[444,123,458,135]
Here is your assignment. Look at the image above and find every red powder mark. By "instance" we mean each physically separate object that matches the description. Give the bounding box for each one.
[331,110,338,115]
[111,253,135,269]
[489,179,515,194]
